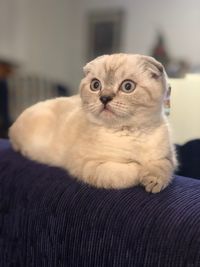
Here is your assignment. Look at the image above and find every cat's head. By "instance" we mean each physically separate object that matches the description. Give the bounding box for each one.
[80,53,169,128]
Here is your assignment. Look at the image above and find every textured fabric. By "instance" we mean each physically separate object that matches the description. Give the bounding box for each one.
[0,138,10,150]
[0,145,200,266]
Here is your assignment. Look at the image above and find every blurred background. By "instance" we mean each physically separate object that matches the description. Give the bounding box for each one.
[0,0,200,145]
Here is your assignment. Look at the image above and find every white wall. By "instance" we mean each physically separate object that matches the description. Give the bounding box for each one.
[1,0,200,89]
[70,0,200,89]
[15,0,78,87]
[0,0,20,61]
[0,0,81,88]
[169,75,200,144]
[77,0,200,57]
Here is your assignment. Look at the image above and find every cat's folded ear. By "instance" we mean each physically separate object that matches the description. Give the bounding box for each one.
[83,62,92,76]
[141,56,165,79]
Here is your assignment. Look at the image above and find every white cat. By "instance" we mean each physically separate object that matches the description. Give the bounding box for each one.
[9,54,177,193]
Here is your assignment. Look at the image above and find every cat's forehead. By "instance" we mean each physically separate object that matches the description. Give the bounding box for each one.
[98,54,138,72]
[86,54,143,80]
[84,53,166,87]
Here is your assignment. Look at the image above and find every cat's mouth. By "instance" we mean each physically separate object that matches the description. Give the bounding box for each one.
[100,105,115,115]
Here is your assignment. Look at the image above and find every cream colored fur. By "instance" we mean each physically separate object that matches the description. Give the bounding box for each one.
[9,54,177,193]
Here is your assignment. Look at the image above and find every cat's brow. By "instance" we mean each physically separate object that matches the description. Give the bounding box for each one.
[104,65,126,85]
[105,69,115,85]
[104,60,122,73]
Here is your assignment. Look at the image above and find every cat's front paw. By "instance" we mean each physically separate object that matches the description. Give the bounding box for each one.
[141,175,169,193]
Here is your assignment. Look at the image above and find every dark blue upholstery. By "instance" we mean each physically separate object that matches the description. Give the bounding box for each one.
[0,138,10,150]
[0,141,200,266]
[176,139,200,179]
[0,79,10,138]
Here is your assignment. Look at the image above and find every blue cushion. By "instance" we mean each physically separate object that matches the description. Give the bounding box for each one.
[0,138,10,150]
[0,147,200,266]
[176,139,200,179]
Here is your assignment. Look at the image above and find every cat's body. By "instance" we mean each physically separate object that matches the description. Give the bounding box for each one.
[9,54,177,193]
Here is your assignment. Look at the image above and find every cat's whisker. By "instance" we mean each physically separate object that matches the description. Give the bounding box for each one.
[84,102,102,114]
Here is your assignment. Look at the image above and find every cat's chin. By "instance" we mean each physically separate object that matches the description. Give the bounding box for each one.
[100,106,116,117]
[85,111,130,129]
[83,104,134,128]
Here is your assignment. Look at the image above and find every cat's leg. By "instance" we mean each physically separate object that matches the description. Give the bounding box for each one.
[82,161,141,189]
[140,158,175,193]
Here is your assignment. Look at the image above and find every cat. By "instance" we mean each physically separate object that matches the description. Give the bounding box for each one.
[9,53,177,193]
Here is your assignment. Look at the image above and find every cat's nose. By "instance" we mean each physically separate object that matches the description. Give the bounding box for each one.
[99,95,113,105]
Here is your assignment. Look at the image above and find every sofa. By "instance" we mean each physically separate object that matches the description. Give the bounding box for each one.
[0,139,200,267]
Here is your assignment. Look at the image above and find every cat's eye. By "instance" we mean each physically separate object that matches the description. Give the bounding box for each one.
[90,79,102,91]
[120,80,136,93]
